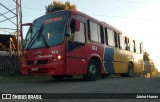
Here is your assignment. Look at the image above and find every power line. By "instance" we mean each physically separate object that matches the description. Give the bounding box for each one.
[22,7,45,10]
[4,0,160,11]
[2,5,152,20]
[1,1,158,21]
[0,16,16,24]
[1,5,45,11]
[89,14,152,20]
[2,0,160,11]
[114,0,160,6]
[0,3,16,15]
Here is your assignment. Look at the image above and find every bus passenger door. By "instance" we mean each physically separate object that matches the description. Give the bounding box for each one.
[66,16,87,75]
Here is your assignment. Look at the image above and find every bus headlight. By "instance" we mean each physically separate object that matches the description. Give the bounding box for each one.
[57,55,62,60]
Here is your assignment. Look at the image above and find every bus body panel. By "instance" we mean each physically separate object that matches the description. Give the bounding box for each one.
[114,48,130,74]
[113,48,144,74]
[103,47,114,73]
[21,10,144,78]
[103,46,144,74]
[21,42,67,75]
[87,42,105,74]
[66,42,105,75]
[66,44,88,75]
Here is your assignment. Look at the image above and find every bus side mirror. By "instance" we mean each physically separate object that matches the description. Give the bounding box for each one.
[75,20,80,31]
[21,23,32,27]
[21,23,32,38]
[65,27,70,36]
[21,23,32,32]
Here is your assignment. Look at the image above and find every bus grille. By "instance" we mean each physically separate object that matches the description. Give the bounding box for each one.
[27,60,48,65]
[27,60,34,65]
[37,60,48,65]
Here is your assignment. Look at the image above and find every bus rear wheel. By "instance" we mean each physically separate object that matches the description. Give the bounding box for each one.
[121,63,134,77]
[52,75,65,81]
[83,60,100,81]
[127,63,134,77]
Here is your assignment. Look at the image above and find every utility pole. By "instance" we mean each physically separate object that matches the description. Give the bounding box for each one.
[16,0,22,56]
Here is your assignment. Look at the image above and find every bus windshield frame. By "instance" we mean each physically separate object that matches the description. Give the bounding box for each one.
[23,11,69,50]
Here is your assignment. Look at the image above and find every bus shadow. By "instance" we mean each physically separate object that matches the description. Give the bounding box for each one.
[35,77,87,84]
[35,75,123,83]
[32,74,141,84]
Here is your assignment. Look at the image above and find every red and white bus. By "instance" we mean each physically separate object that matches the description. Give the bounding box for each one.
[21,10,144,80]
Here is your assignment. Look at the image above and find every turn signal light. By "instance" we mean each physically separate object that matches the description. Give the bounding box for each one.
[21,57,26,64]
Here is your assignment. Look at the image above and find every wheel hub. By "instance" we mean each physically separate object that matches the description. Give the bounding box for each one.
[89,64,96,75]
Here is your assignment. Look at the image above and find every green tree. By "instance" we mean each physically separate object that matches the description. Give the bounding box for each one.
[143,51,159,76]
[45,1,77,14]
[143,52,150,61]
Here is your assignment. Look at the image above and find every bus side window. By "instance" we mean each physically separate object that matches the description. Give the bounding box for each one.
[136,42,140,53]
[107,29,114,46]
[105,28,108,45]
[114,32,121,48]
[120,34,125,49]
[125,37,128,50]
[118,33,121,48]
[100,25,104,44]
[97,25,101,43]
[87,20,91,41]
[89,21,99,42]
[130,39,133,52]
[133,40,136,52]
[68,17,86,51]
[74,22,86,43]
[128,38,130,51]
[140,43,143,54]
[114,32,118,47]
[124,37,130,51]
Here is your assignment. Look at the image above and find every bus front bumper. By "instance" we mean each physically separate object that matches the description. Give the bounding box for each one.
[21,61,66,75]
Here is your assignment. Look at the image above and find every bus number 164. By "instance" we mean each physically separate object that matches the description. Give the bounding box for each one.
[92,46,98,51]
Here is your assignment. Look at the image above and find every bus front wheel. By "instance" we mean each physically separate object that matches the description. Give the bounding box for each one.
[83,60,100,81]
[52,75,65,81]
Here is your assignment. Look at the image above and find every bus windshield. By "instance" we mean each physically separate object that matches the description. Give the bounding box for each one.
[23,11,69,50]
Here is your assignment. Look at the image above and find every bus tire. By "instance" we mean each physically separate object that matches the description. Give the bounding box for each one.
[127,63,134,77]
[83,60,100,81]
[120,73,127,77]
[52,75,65,81]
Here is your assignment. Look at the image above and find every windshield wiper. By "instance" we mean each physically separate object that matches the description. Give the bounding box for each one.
[40,28,49,48]
[26,24,49,49]
[26,24,44,50]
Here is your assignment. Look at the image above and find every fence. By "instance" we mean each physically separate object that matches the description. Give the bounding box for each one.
[0,55,21,74]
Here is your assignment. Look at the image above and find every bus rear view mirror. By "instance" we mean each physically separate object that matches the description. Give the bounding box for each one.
[75,20,80,31]
[21,23,32,37]
[21,23,32,27]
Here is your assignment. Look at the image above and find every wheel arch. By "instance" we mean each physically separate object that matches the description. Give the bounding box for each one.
[128,61,134,70]
[128,61,134,77]
[88,54,103,73]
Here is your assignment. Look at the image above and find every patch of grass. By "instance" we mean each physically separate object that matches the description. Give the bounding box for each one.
[0,74,52,82]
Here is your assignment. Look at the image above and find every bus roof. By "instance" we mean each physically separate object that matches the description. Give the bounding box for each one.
[46,10,123,34]
[68,10,123,33]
